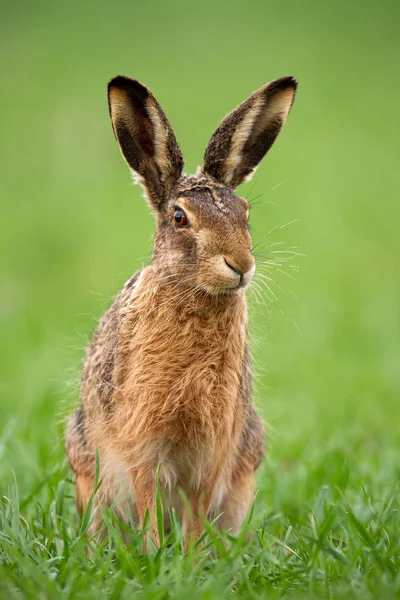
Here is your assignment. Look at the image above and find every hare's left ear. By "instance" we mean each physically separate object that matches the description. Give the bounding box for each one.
[203,77,297,189]
[108,76,184,211]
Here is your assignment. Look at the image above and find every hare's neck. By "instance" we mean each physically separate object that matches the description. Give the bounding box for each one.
[130,266,248,347]
[147,269,247,323]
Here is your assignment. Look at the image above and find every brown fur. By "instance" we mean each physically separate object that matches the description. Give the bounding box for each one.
[66,74,297,546]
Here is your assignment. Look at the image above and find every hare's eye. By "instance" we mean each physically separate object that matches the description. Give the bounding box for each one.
[173,209,188,227]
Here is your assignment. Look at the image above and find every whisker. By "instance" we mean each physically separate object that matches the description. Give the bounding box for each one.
[248,193,264,205]
[258,263,298,282]
[249,280,273,317]
[268,180,287,193]
[256,270,298,300]
[251,219,301,252]
[244,177,259,202]
[253,242,302,254]
[145,281,199,317]
[131,274,198,301]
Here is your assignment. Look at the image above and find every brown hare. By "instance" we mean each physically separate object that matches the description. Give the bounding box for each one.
[66,74,297,548]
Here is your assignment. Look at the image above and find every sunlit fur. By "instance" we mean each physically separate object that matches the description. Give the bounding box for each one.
[66,74,297,547]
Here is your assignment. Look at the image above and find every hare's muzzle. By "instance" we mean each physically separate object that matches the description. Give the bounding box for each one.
[241,263,256,288]
[223,257,256,290]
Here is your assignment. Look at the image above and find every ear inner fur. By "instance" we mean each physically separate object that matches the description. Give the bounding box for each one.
[223,95,264,187]
[203,76,297,189]
[108,77,184,210]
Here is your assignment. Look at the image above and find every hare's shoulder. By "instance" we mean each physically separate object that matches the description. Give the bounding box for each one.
[87,268,143,356]
[80,270,143,410]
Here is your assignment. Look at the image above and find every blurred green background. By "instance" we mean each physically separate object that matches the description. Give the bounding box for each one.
[1,0,399,515]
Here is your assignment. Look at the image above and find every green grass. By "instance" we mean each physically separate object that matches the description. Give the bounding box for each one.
[1,0,399,597]
[0,447,399,598]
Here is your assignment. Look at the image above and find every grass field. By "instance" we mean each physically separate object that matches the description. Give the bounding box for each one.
[1,0,399,597]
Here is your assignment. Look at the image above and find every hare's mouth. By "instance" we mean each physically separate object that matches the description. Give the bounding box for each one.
[201,270,255,296]
[224,277,253,294]
[225,263,256,292]
[196,257,255,296]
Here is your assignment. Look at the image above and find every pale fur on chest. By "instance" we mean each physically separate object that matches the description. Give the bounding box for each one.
[110,267,248,489]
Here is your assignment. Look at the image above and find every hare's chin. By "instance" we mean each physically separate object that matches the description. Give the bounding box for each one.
[199,281,247,296]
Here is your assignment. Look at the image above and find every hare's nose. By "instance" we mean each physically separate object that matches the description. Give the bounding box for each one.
[224,258,243,276]
[224,257,255,287]
[224,257,255,276]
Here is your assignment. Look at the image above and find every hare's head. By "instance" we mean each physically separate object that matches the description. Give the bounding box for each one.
[108,76,297,295]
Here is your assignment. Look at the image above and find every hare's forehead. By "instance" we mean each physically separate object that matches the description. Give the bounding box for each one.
[174,187,249,223]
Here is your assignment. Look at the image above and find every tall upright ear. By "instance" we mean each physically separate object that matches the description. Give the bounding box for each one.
[108,76,184,211]
[203,77,297,189]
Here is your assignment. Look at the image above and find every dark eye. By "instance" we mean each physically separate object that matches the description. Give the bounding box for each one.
[173,209,188,227]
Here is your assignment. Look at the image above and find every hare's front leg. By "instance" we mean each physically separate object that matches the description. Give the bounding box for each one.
[75,473,110,546]
[131,467,160,548]
[182,485,215,551]
[216,470,255,535]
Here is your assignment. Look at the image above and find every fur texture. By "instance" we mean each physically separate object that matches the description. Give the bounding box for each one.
[66,74,297,546]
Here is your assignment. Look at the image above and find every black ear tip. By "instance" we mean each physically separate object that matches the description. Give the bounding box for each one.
[266,76,298,95]
[284,76,298,88]
[107,75,149,100]
[108,75,133,91]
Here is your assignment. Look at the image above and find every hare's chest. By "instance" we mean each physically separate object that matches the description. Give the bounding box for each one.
[117,310,245,448]
[124,307,243,390]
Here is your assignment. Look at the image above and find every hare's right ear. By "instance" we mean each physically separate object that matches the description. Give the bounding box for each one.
[108,76,184,211]
[203,77,297,189]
